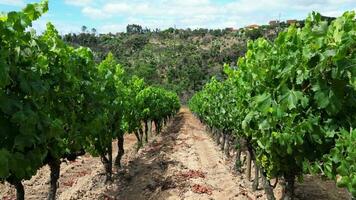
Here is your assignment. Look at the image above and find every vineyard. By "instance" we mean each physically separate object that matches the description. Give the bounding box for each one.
[0,1,355,200]
[0,1,179,200]
[189,11,356,200]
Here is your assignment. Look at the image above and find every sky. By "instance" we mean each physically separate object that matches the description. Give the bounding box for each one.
[0,0,355,34]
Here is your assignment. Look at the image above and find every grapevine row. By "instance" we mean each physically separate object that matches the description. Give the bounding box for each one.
[0,1,180,200]
[189,11,356,199]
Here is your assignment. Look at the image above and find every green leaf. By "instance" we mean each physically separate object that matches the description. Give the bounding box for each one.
[337,176,350,188]
[0,150,10,178]
[314,90,329,108]
[23,0,48,21]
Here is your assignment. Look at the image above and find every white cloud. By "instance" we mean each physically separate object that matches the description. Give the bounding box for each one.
[100,24,127,33]
[81,0,221,20]
[58,0,356,33]
[169,0,210,7]
[0,0,24,6]
[29,13,81,34]
[224,0,355,15]
[82,6,111,19]
[64,0,93,7]
[103,3,131,13]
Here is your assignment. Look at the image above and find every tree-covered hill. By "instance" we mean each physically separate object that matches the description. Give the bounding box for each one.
[62,18,332,102]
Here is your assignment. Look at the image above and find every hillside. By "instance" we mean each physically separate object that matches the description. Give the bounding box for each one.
[62,24,287,101]
[62,14,339,102]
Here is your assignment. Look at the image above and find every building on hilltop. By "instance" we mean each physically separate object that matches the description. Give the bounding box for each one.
[287,19,298,25]
[269,20,280,26]
[245,24,260,30]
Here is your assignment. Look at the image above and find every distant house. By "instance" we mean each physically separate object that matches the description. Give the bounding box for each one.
[287,19,297,25]
[245,24,260,30]
[269,20,280,26]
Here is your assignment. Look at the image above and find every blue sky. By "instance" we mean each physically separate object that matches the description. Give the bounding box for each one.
[0,0,355,34]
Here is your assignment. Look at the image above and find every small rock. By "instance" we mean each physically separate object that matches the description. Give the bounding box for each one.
[146,179,158,191]
[123,172,134,182]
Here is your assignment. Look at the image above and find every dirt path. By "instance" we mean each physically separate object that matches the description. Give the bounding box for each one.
[104,107,251,200]
[1,108,351,200]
